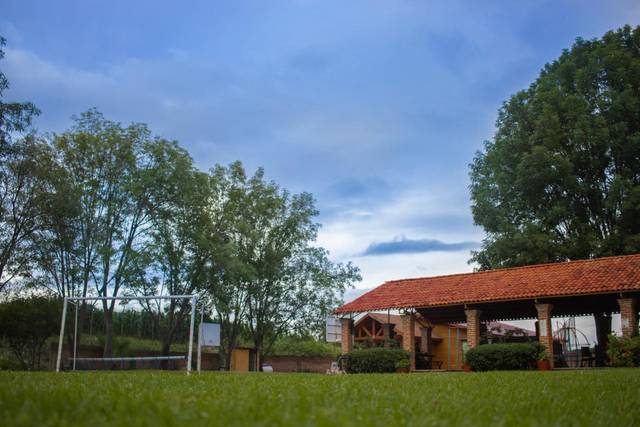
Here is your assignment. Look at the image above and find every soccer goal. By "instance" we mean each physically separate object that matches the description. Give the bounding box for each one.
[55,295,197,374]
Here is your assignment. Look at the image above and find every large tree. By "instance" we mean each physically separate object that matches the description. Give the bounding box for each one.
[135,138,210,357]
[203,162,360,369]
[203,162,256,370]
[470,25,640,270]
[53,110,155,356]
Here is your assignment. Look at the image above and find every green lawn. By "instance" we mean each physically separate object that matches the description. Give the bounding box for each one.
[0,369,638,427]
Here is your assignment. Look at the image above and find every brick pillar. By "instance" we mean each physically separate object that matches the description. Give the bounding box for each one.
[400,314,415,370]
[340,318,354,354]
[618,298,638,338]
[535,303,554,368]
[465,309,482,349]
[382,323,394,347]
[420,327,433,354]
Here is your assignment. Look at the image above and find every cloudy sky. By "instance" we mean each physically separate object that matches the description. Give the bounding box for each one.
[3,1,639,305]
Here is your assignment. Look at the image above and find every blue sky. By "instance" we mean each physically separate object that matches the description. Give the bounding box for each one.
[3,1,639,301]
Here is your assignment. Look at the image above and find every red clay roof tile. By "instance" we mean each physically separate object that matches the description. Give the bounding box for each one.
[336,254,640,313]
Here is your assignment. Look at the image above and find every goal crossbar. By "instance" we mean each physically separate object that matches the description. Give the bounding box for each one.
[56,295,197,375]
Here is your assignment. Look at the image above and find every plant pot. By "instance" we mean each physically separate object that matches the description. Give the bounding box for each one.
[396,367,409,373]
[537,359,551,371]
[463,363,472,372]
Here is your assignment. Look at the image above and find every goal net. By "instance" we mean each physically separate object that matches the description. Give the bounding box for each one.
[55,295,197,374]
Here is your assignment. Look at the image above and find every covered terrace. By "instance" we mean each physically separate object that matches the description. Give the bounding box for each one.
[335,254,640,370]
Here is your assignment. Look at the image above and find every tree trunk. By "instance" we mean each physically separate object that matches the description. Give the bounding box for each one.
[224,348,233,371]
[160,326,176,369]
[103,309,114,357]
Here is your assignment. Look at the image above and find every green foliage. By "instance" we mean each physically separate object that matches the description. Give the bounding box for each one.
[1,105,361,364]
[0,36,40,147]
[470,25,640,270]
[269,336,340,358]
[1,370,640,426]
[0,355,22,371]
[464,342,544,371]
[0,137,59,293]
[0,296,60,370]
[395,358,410,369]
[607,335,640,367]
[345,348,410,373]
[203,162,360,369]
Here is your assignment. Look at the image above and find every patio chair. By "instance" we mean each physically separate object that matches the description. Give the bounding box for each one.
[580,346,595,367]
[552,340,568,368]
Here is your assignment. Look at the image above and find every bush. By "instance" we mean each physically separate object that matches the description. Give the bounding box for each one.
[270,336,341,358]
[465,342,543,371]
[0,296,61,370]
[344,348,410,373]
[607,335,640,367]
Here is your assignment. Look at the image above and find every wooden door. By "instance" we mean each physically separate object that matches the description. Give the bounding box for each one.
[231,349,250,371]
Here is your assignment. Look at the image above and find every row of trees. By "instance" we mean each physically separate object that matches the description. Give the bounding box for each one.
[0,36,360,369]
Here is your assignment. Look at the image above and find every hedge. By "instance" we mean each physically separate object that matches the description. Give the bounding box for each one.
[344,348,410,373]
[607,335,640,367]
[270,336,341,358]
[465,342,543,371]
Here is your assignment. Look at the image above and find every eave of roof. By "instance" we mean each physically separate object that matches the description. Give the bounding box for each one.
[336,254,640,314]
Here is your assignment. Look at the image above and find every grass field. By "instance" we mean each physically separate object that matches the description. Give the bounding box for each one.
[1,369,639,427]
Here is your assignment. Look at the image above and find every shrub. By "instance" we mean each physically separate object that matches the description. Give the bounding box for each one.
[465,342,543,371]
[0,296,61,370]
[270,336,341,358]
[345,348,410,373]
[607,335,640,367]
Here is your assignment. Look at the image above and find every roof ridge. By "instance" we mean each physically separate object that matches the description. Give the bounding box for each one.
[382,253,640,285]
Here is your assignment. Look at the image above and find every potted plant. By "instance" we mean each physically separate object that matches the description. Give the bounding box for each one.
[537,349,551,371]
[462,353,472,372]
[395,358,410,373]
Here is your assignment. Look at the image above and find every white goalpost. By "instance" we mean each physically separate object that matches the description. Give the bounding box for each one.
[55,295,197,375]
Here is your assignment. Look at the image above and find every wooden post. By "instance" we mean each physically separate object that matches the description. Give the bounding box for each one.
[382,323,394,347]
[593,312,611,366]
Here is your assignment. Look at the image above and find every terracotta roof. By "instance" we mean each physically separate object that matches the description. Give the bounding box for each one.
[337,254,640,313]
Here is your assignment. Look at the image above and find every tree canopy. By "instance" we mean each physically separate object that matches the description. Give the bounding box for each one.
[470,25,640,270]
[0,36,39,147]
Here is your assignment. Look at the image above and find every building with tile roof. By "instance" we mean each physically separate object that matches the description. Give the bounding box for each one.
[337,254,640,370]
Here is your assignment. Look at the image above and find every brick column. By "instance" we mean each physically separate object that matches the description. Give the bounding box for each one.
[400,314,416,370]
[465,309,482,349]
[420,327,433,354]
[535,303,554,368]
[340,318,354,354]
[618,298,638,338]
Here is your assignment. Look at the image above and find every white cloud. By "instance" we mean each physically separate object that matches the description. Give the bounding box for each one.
[318,185,482,290]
